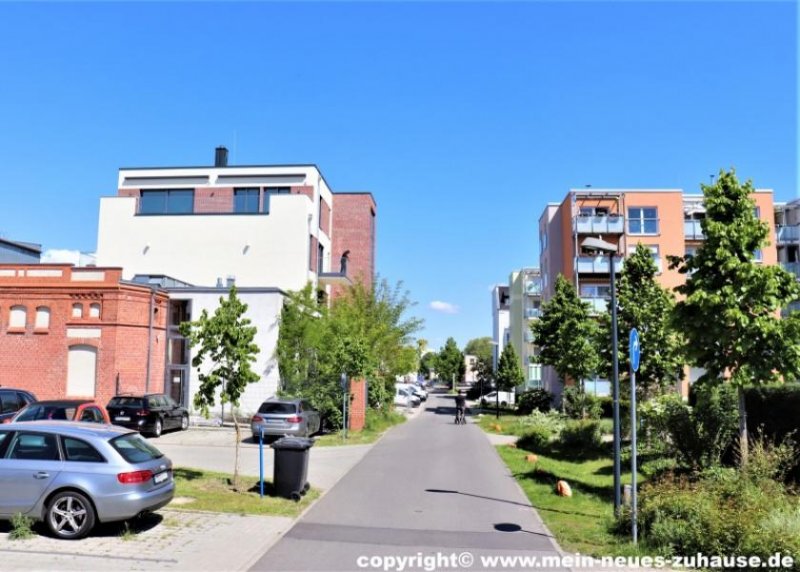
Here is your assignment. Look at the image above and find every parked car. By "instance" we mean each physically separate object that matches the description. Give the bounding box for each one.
[393,387,415,408]
[395,387,420,408]
[0,421,174,539]
[11,400,110,425]
[479,391,516,408]
[0,388,37,424]
[107,394,189,438]
[250,398,321,441]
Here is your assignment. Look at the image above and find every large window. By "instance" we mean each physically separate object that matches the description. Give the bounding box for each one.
[263,187,290,214]
[317,243,325,274]
[140,189,194,214]
[234,188,259,213]
[9,305,26,329]
[628,207,659,235]
[580,284,611,298]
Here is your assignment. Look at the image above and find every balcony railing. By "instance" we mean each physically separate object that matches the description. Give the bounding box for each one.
[581,297,608,315]
[777,226,800,244]
[684,220,705,240]
[781,262,800,279]
[576,256,624,274]
[525,279,543,296]
[525,308,542,319]
[574,215,625,234]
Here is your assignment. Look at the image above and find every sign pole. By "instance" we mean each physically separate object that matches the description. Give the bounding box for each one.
[629,328,641,544]
[259,426,264,499]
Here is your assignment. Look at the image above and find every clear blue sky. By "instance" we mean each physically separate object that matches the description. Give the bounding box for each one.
[0,1,796,351]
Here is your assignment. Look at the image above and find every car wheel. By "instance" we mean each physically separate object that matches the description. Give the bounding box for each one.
[180,414,189,431]
[46,490,96,540]
[152,418,163,438]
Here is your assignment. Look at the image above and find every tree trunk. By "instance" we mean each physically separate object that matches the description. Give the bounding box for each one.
[738,386,748,467]
[232,411,241,491]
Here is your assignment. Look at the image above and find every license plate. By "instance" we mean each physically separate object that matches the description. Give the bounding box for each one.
[153,471,169,484]
[265,419,282,424]
[115,416,131,422]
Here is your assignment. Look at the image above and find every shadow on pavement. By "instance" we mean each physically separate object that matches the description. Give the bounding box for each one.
[494,522,551,537]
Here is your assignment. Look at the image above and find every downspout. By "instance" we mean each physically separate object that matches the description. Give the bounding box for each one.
[146,288,155,393]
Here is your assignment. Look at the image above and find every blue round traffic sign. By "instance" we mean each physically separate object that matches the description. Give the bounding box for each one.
[629,329,641,373]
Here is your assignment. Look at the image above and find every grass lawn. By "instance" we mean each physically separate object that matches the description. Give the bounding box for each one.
[314,409,406,447]
[172,468,319,517]
[476,413,534,436]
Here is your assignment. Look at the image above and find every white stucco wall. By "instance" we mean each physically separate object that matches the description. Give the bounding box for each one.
[96,194,316,290]
[170,290,284,418]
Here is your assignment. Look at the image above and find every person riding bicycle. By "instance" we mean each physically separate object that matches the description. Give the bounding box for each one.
[454,392,466,424]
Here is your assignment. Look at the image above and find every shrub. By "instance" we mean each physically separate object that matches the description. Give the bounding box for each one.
[558,419,603,453]
[516,411,565,452]
[517,389,552,414]
[518,426,551,452]
[561,386,602,419]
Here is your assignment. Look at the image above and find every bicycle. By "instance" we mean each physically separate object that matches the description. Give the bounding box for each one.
[454,408,466,425]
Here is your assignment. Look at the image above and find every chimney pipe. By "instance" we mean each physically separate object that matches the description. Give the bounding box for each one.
[215,146,228,167]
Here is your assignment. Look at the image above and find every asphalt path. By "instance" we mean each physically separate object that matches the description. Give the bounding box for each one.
[250,391,562,571]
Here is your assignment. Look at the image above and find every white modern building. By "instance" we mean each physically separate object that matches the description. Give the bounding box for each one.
[491,284,510,371]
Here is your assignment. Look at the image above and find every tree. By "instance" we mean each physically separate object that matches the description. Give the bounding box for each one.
[464,337,494,365]
[419,351,438,379]
[670,169,800,462]
[436,338,465,388]
[532,275,600,390]
[496,344,524,392]
[179,286,260,491]
[597,243,684,400]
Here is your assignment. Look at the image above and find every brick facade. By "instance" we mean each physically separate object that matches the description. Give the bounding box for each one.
[0,265,168,405]
[291,185,315,202]
[348,378,366,432]
[194,187,234,213]
[331,193,377,299]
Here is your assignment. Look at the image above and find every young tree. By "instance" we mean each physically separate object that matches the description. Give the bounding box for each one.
[436,338,466,388]
[464,337,494,365]
[179,286,260,491]
[670,169,800,462]
[597,243,684,400]
[496,344,524,393]
[532,275,600,390]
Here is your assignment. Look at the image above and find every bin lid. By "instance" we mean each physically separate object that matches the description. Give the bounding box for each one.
[270,436,315,450]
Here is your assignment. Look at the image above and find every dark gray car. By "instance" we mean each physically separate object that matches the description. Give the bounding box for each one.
[0,421,174,539]
[250,399,321,441]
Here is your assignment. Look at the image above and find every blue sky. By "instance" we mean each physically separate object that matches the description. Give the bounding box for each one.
[0,1,796,351]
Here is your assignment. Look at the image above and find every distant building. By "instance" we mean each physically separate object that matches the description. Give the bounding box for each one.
[507,268,543,392]
[0,238,41,263]
[491,285,510,372]
[464,354,478,383]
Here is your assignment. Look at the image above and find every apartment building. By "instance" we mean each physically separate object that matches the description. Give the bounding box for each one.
[491,284,510,372]
[96,147,376,296]
[538,188,778,394]
[0,264,168,405]
[507,268,543,391]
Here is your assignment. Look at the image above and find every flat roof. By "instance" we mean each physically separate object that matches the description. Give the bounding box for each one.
[0,237,42,254]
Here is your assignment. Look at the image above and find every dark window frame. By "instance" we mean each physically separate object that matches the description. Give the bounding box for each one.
[139,189,195,215]
[262,187,290,215]
[234,188,260,214]
[61,436,107,463]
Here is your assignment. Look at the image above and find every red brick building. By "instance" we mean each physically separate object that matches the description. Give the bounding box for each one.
[331,193,377,299]
[0,264,168,405]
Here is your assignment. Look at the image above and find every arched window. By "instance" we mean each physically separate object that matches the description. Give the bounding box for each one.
[89,303,101,319]
[66,345,97,397]
[9,306,26,329]
[35,306,50,329]
[72,303,83,318]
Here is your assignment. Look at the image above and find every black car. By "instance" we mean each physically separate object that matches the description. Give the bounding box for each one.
[107,393,189,437]
[0,387,37,424]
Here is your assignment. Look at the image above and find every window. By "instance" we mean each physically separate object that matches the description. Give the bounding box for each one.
[9,305,26,329]
[110,433,164,463]
[7,432,60,461]
[234,188,259,213]
[35,306,50,329]
[66,345,97,397]
[89,303,101,318]
[0,431,9,456]
[685,246,697,258]
[628,207,659,235]
[72,303,83,318]
[139,189,194,214]
[317,243,325,274]
[754,249,763,262]
[63,437,105,462]
[0,391,20,414]
[579,206,609,216]
[580,284,611,298]
[262,187,290,214]
[79,407,104,423]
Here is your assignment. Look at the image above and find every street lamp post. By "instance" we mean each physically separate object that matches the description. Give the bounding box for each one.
[581,237,622,516]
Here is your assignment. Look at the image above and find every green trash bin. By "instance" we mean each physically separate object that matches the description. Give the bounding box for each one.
[271,436,314,501]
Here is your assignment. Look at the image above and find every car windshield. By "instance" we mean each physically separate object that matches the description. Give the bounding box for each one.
[15,404,76,421]
[110,433,164,463]
[108,397,144,408]
[258,402,297,415]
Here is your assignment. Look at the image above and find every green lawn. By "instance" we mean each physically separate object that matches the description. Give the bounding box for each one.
[476,413,536,436]
[172,468,319,517]
[314,409,406,447]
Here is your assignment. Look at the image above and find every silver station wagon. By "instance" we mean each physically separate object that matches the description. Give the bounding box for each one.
[0,421,174,539]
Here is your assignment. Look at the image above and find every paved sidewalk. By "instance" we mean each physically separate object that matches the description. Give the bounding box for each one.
[0,509,292,571]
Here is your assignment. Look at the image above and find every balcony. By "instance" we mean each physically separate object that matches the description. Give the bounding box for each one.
[781,262,800,279]
[777,225,800,244]
[581,297,608,315]
[576,256,624,274]
[574,215,625,234]
[525,307,542,319]
[525,278,543,296]
[684,220,705,240]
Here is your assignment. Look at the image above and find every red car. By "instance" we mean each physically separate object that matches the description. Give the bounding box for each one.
[8,399,111,424]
